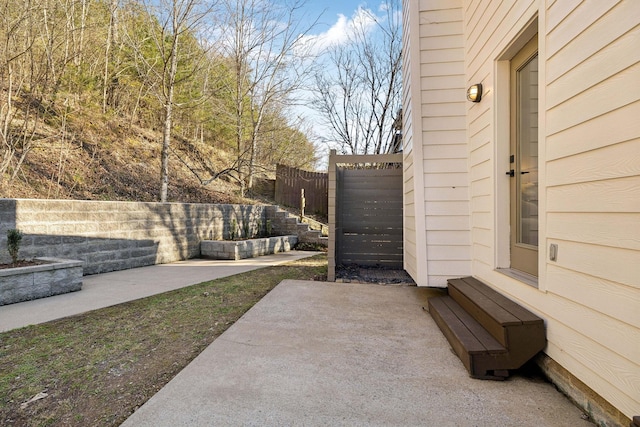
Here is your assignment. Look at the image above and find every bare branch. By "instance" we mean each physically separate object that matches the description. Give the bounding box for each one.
[312,0,402,155]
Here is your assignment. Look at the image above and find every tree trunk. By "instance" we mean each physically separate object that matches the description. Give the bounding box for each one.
[103,0,118,113]
[248,136,255,191]
[160,27,180,203]
[160,99,172,202]
[247,109,264,191]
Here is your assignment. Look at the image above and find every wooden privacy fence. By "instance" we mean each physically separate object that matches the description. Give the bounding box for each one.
[328,151,404,281]
[274,164,328,216]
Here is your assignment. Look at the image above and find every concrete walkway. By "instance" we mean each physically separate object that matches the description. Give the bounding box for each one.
[0,251,320,333]
[122,279,593,427]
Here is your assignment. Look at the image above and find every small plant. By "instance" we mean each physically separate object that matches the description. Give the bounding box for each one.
[255,220,262,238]
[266,220,273,237]
[242,222,250,239]
[7,228,23,264]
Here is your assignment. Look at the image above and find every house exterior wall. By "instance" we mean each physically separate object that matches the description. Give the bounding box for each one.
[402,0,420,281]
[403,0,640,420]
[402,0,472,287]
[545,0,640,417]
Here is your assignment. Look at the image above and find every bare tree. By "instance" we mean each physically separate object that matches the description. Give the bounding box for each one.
[102,0,118,114]
[135,0,213,202]
[76,0,89,68]
[215,0,319,194]
[0,0,46,183]
[313,0,402,155]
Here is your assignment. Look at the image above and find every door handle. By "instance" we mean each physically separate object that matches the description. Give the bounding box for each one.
[521,171,530,175]
[506,170,514,177]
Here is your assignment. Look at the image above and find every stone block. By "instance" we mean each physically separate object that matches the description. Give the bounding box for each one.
[62,236,88,244]
[86,251,116,263]
[95,240,122,252]
[31,235,64,245]
[128,247,156,258]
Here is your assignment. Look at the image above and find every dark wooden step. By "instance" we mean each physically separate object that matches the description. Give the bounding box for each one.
[428,277,546,380]
[429,296,510,380]
[448,277,545,348]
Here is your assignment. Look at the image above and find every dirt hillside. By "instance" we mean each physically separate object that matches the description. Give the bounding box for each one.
[1,112,248,205]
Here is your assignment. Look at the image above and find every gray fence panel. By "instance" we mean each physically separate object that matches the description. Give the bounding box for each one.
[336,167,403,268]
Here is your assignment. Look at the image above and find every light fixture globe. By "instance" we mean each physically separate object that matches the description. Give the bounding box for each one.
[467,83,483,102]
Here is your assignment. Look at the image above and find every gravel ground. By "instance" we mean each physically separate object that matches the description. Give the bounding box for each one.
[335,264,415,285]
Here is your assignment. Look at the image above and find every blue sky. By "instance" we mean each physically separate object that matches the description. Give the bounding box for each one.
[300,1,391,53]
[306,1,367,29]
[287,1,399,167]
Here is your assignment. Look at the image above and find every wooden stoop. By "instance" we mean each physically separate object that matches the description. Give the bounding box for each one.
[428,277,546,380]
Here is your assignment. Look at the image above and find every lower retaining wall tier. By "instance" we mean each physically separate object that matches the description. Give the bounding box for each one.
[0,258,83,306]
[0,200,320,276]
[200,236,298,260]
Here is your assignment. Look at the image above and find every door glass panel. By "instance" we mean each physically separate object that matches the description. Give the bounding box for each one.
[517,54,538,247]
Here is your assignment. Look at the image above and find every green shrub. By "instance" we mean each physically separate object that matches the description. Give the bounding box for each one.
[7,228,23,264]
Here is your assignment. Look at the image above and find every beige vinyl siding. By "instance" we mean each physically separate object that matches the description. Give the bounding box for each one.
[417,0,472,287]
[402,0,419,280]
[459,0,640,419]
[403,155,418,279]
[542,0,640,416]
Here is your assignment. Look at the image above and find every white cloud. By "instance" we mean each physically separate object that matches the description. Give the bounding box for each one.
[298,6,379,55]
[312,13,350,50]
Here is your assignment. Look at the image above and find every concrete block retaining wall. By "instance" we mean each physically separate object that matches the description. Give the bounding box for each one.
[201,235,298,260]
[0,200,322,276]
[0,199,269,275]
[0,258,83,305]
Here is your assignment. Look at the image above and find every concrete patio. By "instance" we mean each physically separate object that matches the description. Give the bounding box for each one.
[122,279,593,426]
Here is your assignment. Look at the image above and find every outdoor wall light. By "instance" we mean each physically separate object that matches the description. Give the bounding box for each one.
[467,83,483,102]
